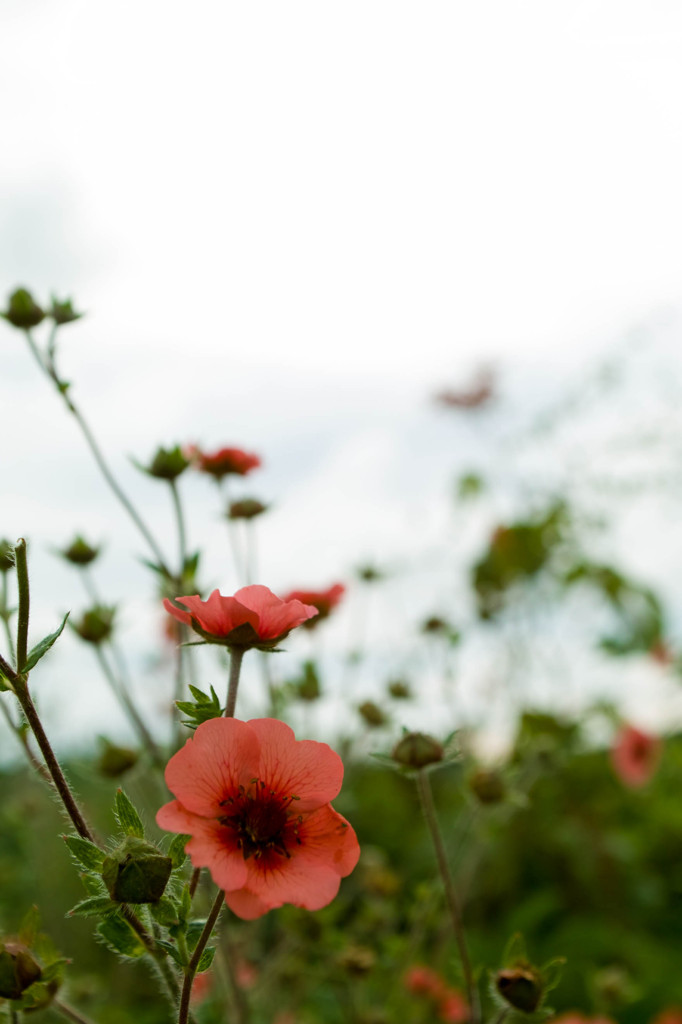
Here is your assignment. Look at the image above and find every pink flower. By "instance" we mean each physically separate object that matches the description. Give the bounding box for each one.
[163,585,318,650]
[611,724,662,788]
[651,1010,682,1024]
[192,446,261,480]
[438,990,469,1023]
[283,584,345,629]
[404,965,445,997]
[157,717,360,919]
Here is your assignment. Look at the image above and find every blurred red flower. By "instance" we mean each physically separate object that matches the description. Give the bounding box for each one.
[611,724,662,789]
[404,966,468,1022]
[163,585,318,650]
[157,717,360,919]
[283,584,345,628]
[553,1016,615,1024]
[434,369,495,410]
[438,990,469,1023]
[651,1009,682,1024]
[191,446,261,480]
[190,970,213,1006]
[404,965,444,997]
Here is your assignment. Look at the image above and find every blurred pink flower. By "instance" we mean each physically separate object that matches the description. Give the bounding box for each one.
[651,1009,682,1024]
[553,1015,615,1023]
[190,970,213,1006]
[157,717,360,919]
[438,989,469,1022]
[404,965,444,997]
[164,585,318,650]
[191,445,261,479]
[283,584,345,628]
[611,724,662,788]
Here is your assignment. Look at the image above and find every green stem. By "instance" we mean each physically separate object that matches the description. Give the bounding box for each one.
[178,889,224,1024]
[169,479,188,574]
[416,769,479,1024]
[189,867,201,899]
[224,648,245,719]
[24,331,172,579]
[52,998,98,1024]
[14,540,29,672]
[1,574,16,666]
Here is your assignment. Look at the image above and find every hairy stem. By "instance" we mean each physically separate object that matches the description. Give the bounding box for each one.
[14,539,29,672]
[416,768,479,1023]
[224,648,245,719]
[52,998,99,1024]
[178,889,224,1024]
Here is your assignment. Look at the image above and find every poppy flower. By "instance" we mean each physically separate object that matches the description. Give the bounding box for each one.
[163,585,318,651]
[283,584,345,628]
[611,724,662,788]
[156,717,360,919]
[191,446,261,480]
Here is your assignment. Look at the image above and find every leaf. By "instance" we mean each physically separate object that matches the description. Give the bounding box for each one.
[63,834,105,871]
[114,788,145,838]
[68,896,118,918]
[18,905,41,946]
[97,916,146,958]
[24,612,69,672]
[179,884,192,925]
[168,832,190,869]
[196,946,216,972]
[150,898,179,926]
[155,939,187,967]
[176,684,223,728]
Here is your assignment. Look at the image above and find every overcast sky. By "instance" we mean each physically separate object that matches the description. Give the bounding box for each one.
[3,1,682,755]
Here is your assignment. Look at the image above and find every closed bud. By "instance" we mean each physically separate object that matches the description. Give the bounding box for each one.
[392,732,444,769]
[337,945,376,976]
[358,701,387,728]
[227,498,269,520]
[0,540,15,573]
[296,661,321,702]
[495,967,542,1013]
[1,288,45,329]
[72,606,115,645]
[49,296,83,325]
[60,535,100,567]
[357,564,383,583]
[0,941,42,1000]
[387,679,411,699]
[96,739,138,778]
[140,445,190,481]
[102,837,172,903]
[469,768,505,804]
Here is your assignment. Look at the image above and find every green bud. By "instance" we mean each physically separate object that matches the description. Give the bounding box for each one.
[227,498,269,520]
[71,606,115,645]
[469,768,505,805]
[337,945,376,976]
[60,535,100,567]
[392,732,444,769]
[357,564,383,583]
[102,837,172,903]
[1,288,45,329]
[495,967,542,1012]
[48,296,83,325]
[387,679,411,699]
[96,740,138,778]
[358,701,387,728]
[296,661,321,702]
[0,941,42,1000]
[0,539,15,573]
[139,445,190,481]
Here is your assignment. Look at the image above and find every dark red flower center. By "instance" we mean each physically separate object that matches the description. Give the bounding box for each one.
[219,781,302,861]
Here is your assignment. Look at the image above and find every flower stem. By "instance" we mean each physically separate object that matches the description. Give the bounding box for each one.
[1,573,16,666]
[14,539,29,672]
[169,479,188,575]
[416,768,480,1024]
[178,888,225,1024]
[24,330,172,579]
[224,648,245,718]
[52,999,98,1024]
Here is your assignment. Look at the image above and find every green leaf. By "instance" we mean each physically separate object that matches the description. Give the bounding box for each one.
[541,957,566,993]
[176,684,223,728]
[150,898,179,926]
[179,884,192,925]
[155,939,187,967]
[24,612,69,672]
[196,946,216,972]
[68,896,118,918]
[18,905,41,946]
[97,916,146,958]
[63,834,106,871]
[168,832,190,869]
[114,788,145,838]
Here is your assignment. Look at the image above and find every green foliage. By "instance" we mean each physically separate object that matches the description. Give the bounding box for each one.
[176,684,223,727]
[23,612,69,672]
[113,788,145,839]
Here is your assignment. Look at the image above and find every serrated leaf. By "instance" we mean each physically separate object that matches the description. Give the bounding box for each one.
[81,872,107,897]
[196,946,216,972]
[114,788,144,838]
[64,834,106,871]
[40,959,69,984]
[150,898,179,926]
[97,916,146,958]
[168,832,190,869]
[69,896,118,918]
[23,612,69,672]
[155,939,187,967]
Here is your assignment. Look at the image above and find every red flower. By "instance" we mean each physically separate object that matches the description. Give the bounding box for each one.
[611,724,662,788]
[553,1016,616,1024]
[191,446,261,480]
[163,585,318,650]
[157,717,360,919]
[404,966,445,997]
[651,1010,682,1024]
[283,584,345,629]
[438,990,469,1023]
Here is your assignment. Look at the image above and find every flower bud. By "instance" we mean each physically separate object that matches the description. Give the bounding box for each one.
[392,732,444,769]
[96,739,138,778]
[60,535,100,567]
[357,564,383,583]
[72,606,115,645]
[0,540,15,573]
[102,836,172,903]
[140,446,190,481]
[469,768,505,805]
[337,945,376,976]
[358,701,387,728]
[0,941,42,1000]
[227,498,269,520]
[296,661,321,702]
[387,679,411,699]
[1,288,45,329]
[48,296,83,325]
[495,967,542,1012]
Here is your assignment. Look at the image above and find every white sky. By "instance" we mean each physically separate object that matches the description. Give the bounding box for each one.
[3,1,682,755]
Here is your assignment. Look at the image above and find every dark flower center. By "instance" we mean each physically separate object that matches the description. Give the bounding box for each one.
[219,781,302,861]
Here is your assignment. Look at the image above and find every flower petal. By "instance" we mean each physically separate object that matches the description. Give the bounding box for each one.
[163,598,193,628]
[156,800,249,891]
[248,718,344,810]
[164,718,261,817]
[176,590,259,637]
[234,586,318,640]
[223,887,273,920]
